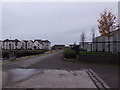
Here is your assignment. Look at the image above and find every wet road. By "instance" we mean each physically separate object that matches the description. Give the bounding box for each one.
[4,69,98,88]
[2,51,119,89]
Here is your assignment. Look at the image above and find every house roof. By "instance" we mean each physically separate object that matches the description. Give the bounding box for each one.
[41,40,50,43]
[22,40,28,43]
[14,39,20,42]
[3,39,20,42]
[53,45,65,47]
[28,40,34,43]
[34,40,44,45]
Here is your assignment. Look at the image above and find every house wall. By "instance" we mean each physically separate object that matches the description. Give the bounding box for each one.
[52,45,65,50]
[90,29,120,53]
[2,41,21,50]
[0,41,2,49]
[33,41,43,50]
[0,39,51,50]
[17,42,22,49]
[27,41,33,49]
[42,42,51,50]
[21,41,27,49]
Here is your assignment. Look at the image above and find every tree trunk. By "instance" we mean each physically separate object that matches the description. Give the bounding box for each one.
[91,43,92,52]
[83,42,84,50]
[108,36,110,52]
[96,39,98,52]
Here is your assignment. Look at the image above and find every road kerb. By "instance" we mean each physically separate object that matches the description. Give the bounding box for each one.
[84,69,111,90]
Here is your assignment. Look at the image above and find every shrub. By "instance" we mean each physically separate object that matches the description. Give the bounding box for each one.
[63,48,77,59]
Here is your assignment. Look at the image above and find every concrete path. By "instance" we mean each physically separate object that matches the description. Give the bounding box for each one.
[4,69,97,88]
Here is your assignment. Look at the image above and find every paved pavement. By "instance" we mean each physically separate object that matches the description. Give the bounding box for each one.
[4,69,97,88]
[2,51,119,89]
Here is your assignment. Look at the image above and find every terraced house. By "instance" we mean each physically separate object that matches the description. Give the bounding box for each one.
[33,40,45,50]
[0,39,51,50]
[0,39,21,50]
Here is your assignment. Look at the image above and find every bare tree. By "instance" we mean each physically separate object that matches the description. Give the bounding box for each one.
[91,26,96,42]
[80,32,86,50]
[97,9,118,52]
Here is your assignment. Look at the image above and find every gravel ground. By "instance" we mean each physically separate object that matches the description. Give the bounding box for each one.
[2,51,119,89]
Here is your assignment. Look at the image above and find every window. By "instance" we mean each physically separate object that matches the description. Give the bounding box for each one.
[15,42,17,46]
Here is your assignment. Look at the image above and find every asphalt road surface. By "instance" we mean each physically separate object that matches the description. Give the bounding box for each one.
[2,51,119,89]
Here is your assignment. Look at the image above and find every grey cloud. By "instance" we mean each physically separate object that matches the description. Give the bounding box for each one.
[2,2,118,45]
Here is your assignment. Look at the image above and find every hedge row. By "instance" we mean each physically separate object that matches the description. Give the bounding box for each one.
[2,50,45,59]
[63,48,77,59]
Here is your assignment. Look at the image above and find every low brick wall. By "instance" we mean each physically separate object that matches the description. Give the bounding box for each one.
[78,55,119,64]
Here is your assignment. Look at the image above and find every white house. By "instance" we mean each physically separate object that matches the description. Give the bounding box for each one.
[79,42,91,51]
[27,40,33,50]
[33,40,44,50]
[41,40,51,50]
[0,40,2,50]
[2,39,21,50]
[0,39,51,50]
[21,40,28,49]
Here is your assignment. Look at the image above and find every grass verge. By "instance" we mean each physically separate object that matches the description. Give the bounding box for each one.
[2,52,51,65]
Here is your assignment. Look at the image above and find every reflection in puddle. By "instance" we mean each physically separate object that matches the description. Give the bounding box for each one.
[4,69,98,88]
[8,69,40,82]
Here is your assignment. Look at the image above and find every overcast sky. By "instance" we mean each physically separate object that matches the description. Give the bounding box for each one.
[2,2,118,45]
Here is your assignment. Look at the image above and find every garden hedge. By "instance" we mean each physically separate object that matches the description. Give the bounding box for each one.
[63,48,77,59]
[2,50,45,59]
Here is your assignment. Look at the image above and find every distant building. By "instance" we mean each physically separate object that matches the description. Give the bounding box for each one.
[79,42,91,51]
[0,40,2,50]
[21,40,28,49]
[93,29,120,53]
[52,45,65,50]
[27,40,34,50]
[2,39,21,50]
[41,40,51,50]
[0,39,51,50]
[81,29,120,53]
[33,40,45,50]
[69,44,75,48]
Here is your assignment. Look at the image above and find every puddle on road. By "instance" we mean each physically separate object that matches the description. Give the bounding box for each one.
[3,69,99,88]
[8,69,40,82]
[6,69,85,83]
